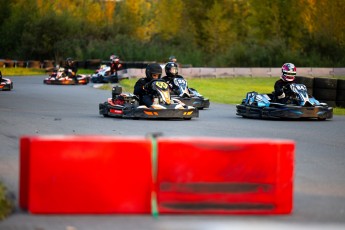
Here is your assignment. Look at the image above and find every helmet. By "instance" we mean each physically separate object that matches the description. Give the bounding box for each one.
[165,62,178,77]
[145,63,162,81]
[110,54,120,63]
[169,55,177,63]
[65,57,74,66]
[281,63,296,82]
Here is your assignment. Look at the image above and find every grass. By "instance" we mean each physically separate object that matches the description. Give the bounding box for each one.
[0,67,45,75]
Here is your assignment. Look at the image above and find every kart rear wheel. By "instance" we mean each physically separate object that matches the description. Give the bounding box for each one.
[183,117,192,120]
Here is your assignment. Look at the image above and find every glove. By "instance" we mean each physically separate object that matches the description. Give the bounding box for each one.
[143,82,151,91]
[277,92,285,99]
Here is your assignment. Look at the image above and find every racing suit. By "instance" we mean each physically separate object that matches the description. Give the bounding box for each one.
[64,64,78,81]
[110,62,123,76]
[162,75,185,95]
[274,79,294,103]
[134,78,154,107]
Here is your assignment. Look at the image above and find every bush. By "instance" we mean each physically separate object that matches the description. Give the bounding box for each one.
[0,182,14,220]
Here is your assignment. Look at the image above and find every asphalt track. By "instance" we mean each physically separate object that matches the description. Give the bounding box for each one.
[0,76,345,230]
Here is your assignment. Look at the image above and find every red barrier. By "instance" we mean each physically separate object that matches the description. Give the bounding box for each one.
[20,135,152,214]
[19,135,294,215]
[156,137,294,214]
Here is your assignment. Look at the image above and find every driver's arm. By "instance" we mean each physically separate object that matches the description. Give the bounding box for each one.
[134,79,146,96]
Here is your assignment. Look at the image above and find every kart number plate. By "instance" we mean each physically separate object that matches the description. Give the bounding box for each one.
[155,81,168,90]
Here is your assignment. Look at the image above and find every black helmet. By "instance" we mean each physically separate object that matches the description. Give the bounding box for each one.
[65,57,74,66]
[110,54,120,63]
[169,56,177,62]
[165,62,178,77]
[145,63,162,81]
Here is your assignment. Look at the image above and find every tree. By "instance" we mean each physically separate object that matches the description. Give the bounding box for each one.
[154,0,185,41]
[202,0,233,54]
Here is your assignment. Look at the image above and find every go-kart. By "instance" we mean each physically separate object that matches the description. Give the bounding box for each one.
[43,67,89,85]
[99,80,199,120]
[236,83,333,120]
[91,65,122,83]
[168,77,210,109]
[0,76,13,91]
[0,78,13,91]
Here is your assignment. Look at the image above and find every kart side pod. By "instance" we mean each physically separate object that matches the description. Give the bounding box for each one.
[20,135,294,215]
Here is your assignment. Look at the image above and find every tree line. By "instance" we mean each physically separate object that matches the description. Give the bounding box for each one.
[0,0,344,67]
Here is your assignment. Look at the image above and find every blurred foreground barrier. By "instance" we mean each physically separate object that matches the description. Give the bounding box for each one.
[20,135,294,215]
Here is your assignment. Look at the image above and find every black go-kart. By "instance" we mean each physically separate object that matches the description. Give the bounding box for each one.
[99,80,199,120]
[43,67,89,85]
[169,77,210,110]
[236,83,333,120]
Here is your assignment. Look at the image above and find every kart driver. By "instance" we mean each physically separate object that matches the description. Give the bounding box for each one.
[274,63,297,103]
[134,63,162,107]
[109,54,123,76]
[169,55,177,63]
[64,57,78,81]
[0,71,3,82]
[162,62,185,94]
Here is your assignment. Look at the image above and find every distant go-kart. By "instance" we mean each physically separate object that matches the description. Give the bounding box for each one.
[0,77,13,91]
[236,83,333,120]
[90,65,119,83]
[99,80,199,120]
[43,67,89,85]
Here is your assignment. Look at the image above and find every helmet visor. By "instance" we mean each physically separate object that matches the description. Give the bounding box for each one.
[285,74,295,81]
[170,67,178,75]
[152,74,160,79]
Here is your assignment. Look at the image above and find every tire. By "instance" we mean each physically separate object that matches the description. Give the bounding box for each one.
[313,88,337,101]
[318,100,336,107]
[336,101,345,108]
[337,79,345,90]
[336,88,345,101]
[15,61,26,67]
[295,76,314,88]
[43,60,54,68]
[307,89,314,97]
[27,60,41,68]
[86,59,102,69]
[314,77,337,89]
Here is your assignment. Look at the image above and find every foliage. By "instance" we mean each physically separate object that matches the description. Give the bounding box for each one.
[0,182,14,220]
[0,68,44,76]
[0,0,345,67]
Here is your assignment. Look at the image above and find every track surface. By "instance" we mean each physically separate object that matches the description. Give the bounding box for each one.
[0,76,345,230]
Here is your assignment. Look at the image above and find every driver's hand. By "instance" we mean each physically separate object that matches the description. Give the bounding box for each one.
[277,92,285,99]
[144,83,150,91]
